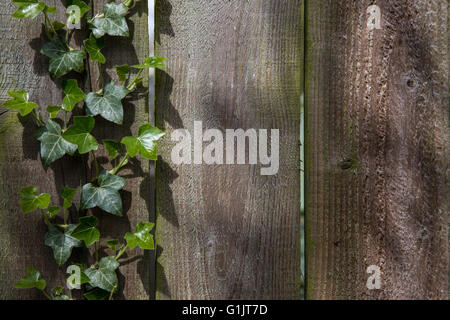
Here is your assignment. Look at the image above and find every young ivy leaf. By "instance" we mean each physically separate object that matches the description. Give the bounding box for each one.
[40,36,85,79]
[65,0,90,18]
[62,116,98,154]
[114,64,130,83]
[83,287,110,300]
[81,170,126,216]
[11,1,46,19]
[18,186,51,214]
[103,139,122,158]
[47,206,61,218]
[85,81,129,125]
[52,21,66,31]
[90,2,129,38]
[84,33,105,64]
[85,256,119,292]
[62,79,86,112]
[44,225,83,266]
[106,239,120,251]
[2,90,38,116]
[36,120,77,166]
[61,186,77,210]
[132,56,166,69]
[71,216,100,246]
[124,222,155,250]
[46,105,61,119]
[121,124,165,160]
[14,267,46,290]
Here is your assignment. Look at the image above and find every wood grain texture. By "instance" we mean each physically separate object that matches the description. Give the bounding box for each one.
[155,0,303,299]
[305,0,448,299]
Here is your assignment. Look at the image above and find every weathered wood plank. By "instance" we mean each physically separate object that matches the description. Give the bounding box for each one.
[155,0,303,299]
[305,0,448,299]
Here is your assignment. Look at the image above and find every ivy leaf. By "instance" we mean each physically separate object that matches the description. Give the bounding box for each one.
[18,186,50,214]
[132,56,166,69]
[46,105,61,119]
[62,116,98,154]
[44,225,83,266]
[84,287,109,300]
[71,216,100,246]
[52,21,66,31]
[14,267,46,290]
[84,33,105,63]
[81,170,126,216]
[106,239,120,251]
[2,90,38,116]
[61,186,77,209]
[121,124,165,160]
[65,0,90,18]
[36,120,77,165]
[40,36,85,79]
[48,206,61,218]
[90,2,129,38]
[124,222,155,250]
[85,256,119,292]
[43,5,57,14]
[62,79,85,112]
[12,1,45,19]
[85,81,129,125]
[103,139,122,158]
[114,64,130,83]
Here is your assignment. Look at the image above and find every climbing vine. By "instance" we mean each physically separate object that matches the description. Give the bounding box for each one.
[3,0,165,300]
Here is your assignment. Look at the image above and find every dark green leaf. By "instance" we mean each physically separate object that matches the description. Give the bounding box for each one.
[121,124,165,160]
[83,287,109,300]
[81,170,126,216]
[52,21,66,31]
[90,2,129,38]
[44,224,83,266]
[62,79,85,112]
[36,120,77,165]
[65,0,90,18]
[40,36,85,79]
[12,1,45,19]
[124,222,155,250]
[114,64,130,82]
[106,239,120,251]
[85,81,129,125]
[132,56,166,69]
[62,116,98,154]
[103,139,122,158]
[46,105,61,119]
[61,186,77,209]
[85,256,119,292]
[84,33,105,63]
[43,5,57,13]
[47,206,61,218]
[2,90,38,116]
[14,267,46,290]
[18,185,50,214]
[71,216,100,246]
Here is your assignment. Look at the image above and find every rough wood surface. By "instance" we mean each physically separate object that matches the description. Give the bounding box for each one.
[305,0,448,299]
[0,0,151,299]
[155,0,303,299]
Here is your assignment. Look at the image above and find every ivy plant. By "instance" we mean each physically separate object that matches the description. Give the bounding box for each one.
[4,0,166,300]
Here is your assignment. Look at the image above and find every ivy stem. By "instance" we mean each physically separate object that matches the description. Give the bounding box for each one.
[64,110,68,130]
[43,12,57,36]
[63,208,68,225]
[91,151,99,177]
[68,289,73,300]
[40,289,51,300]
[95,242,99,264]
[31,110,44,127]
[109,153,129,175]
[126,69,144,90]
[115,244,128,260]
[109,285,117,300]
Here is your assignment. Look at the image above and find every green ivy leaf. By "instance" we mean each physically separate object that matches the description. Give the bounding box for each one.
[84,287,109,300]
[90,2,129,38]
[124,222,155,250]
[121,124,165,160]
[85,256,119,292]
[132,56,166,69]
[61,186,77,209]
[106,239,120,251]
[62,79,86,112]
[52,21,66,31]
[44,225,83,266]
[14,267,46,290]
[84,33,105,63]
[85,81,129,125]
[81,170,126,216]
[114,64,130,83]
[62,116,98,154]
[2,90,38,116]
[41,36,85,79]
[43,5,57,14]
[46,105,61,119]
[47,206,61,218]
[12,1,45,19]
[18,186,50,214]
[103,139,122,158]
[36,120,77,165]
[71,216,100,246]
[65,0,90,18]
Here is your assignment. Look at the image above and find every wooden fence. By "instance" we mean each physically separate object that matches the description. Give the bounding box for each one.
[0,0,448,300]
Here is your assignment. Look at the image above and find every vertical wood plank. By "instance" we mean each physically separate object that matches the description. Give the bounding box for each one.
[305,0,448,299]
[155,0,303,299]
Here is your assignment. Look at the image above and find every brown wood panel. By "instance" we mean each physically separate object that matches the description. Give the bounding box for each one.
[155,0,303,299]
[305,0,448,299]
